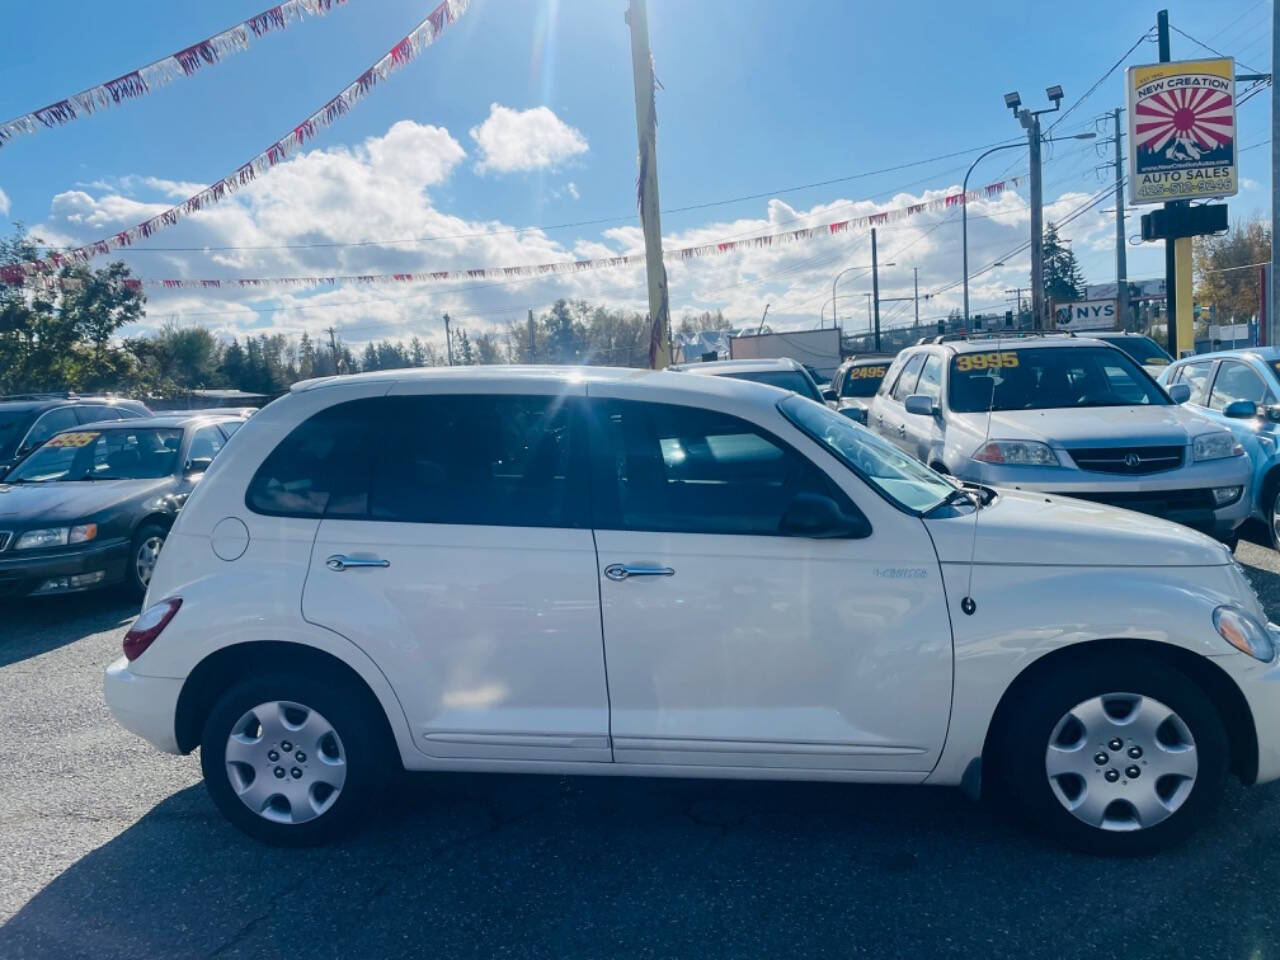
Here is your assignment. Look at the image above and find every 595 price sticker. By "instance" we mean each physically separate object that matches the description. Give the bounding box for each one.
[955,352,1019,372]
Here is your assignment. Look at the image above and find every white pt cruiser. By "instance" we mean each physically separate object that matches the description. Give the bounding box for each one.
[105,366,1280,854]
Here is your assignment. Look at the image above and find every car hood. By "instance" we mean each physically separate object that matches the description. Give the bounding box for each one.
[0,478,172,525]
[924,487,1231,567]
[973,404,1221,447]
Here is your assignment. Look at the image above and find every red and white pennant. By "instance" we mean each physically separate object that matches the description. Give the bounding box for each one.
[0,0,350,149]
[105,178,1023,292]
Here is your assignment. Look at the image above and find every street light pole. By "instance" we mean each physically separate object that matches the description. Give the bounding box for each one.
[1025,111,1046,330]
[962,141,1024,323]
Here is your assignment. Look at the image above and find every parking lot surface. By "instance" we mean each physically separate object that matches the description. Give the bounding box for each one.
[3,540,1280,959]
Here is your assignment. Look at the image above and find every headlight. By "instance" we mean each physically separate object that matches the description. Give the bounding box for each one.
[1194,432,1244,461]
[972,440,1059,466]
[1213,605,1276,661]
[14,524,97,550]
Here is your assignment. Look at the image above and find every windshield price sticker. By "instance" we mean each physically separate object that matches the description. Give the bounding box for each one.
[954,352,1019,372]
[850,366,888,379]
[45,432,100,448]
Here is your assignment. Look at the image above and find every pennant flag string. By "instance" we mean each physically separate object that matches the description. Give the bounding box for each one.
[0,0,351,150]
[86,178,1022,292]
[0,0,468,286]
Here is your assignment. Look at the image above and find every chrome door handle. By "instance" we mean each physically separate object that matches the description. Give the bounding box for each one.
[604,563,675,582]
[326,554,390,572]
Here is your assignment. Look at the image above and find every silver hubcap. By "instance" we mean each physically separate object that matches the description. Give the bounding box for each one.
[1046,692,1197,832]
[225,701,347,825]
[135,535,164,587]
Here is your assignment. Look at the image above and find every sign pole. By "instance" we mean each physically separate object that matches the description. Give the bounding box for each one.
[1156,10,1181,357]
[1272,0,1279,348]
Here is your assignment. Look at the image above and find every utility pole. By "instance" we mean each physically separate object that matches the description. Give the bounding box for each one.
[326,326,341,375]
[1023,112,1046,329]
[913,267,920,328]
[1272,0,1279,347]
[443,312,453,366]
[1112,107,1129,329]
[626,0,671,369]
[1156,9,1184,358]
[871,227,882,350]
[527,308,536,363]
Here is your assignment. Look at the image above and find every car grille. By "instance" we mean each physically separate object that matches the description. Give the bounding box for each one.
[1066,445,1184,475]
[0,531,9,552]
[1064,488,1215,517]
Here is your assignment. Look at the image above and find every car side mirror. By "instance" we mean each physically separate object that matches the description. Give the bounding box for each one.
[1166,383,1191,404]
[1223,399,1258,420]
[779,492,872,540]
[185,456,214,474]
[822,388,838,402]
[904,394,937,416]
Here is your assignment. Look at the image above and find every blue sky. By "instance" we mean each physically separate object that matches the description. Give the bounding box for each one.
[0,0,1272,347]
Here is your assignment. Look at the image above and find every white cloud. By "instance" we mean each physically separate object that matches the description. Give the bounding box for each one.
[567,181,580,200]
[0,185,9,217]
[469,104,588,174]
[29,118,1126,352]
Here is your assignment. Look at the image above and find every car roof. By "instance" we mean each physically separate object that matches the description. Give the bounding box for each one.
[840,354,893,366]
[941,335,1115,354]
[669,358,806,375]
[290,364,809,411]
[1171,346,1280,364]
[68,413,241,431]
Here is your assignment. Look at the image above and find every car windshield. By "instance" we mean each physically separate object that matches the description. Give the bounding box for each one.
[1103,336,1172,367]
[5,427,183,483]
[840,363,889,398]
[779,395,955,513]
[725,370,823,403]
[0,412,35,461]
[948,346,1169,413]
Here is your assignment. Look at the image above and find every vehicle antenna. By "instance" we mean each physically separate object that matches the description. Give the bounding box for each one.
[961,334,1000,616]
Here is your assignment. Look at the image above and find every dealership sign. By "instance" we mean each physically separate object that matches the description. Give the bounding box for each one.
[1052,299,1118,332]
[1127,58,1236,205]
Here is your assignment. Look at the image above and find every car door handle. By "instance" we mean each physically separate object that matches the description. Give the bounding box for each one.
[603,563,675,582]
[326,554,390,572]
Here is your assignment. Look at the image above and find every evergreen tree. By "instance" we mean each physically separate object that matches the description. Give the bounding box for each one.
[454,329,475,365]
[1042,222,1086,304]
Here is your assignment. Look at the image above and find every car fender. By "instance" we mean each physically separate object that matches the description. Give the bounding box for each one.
[126,563,419,767]
[926,559,1256,787]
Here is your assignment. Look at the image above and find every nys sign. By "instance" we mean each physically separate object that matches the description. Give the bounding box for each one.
[1127,57,1237,205]
[1052,299,1118,332]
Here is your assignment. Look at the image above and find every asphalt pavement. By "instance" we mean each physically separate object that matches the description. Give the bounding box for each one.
[3,540,1280,959]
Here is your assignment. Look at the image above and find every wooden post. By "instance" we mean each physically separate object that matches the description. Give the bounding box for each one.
[626,0,670,368]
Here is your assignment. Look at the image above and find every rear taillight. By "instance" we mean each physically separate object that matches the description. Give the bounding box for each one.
[123,598,183,661]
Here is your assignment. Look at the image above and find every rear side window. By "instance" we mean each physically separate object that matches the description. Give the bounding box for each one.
[368,395,586,528]
[891,354,926,402]
[1176,360,1215,406]
[76,404,122,424]
[589,399,852,536]
[246,399,378,518]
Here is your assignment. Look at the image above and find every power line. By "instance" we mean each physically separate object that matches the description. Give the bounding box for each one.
[1169,23,1267,75]
[59,136,1026,255]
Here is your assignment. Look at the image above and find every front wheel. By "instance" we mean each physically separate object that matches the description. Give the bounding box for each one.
[127,523,167,599]
[200,672,388,845]
[996,654,1228,855]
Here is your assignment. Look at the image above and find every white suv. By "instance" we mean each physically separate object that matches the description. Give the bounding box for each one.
[106,366,1280,853]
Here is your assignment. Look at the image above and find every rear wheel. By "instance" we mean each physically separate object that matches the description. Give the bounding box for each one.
[996,654,1227,855]
[1269,487,1280,552]
[200,672,388,845]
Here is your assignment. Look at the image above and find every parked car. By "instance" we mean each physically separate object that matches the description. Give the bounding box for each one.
[0,414,241,599]
[1089,332,1175,379]
[866,335,1251,543]
[105,366,1280,854]
[1160,347,1280,549]
[828,354,894,423]
[0,394,150,478]
[669,357,829,405]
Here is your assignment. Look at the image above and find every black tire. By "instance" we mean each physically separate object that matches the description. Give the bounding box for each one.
[127,522,167,599]
[200,671,389,846]
[994,653,1228,856]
